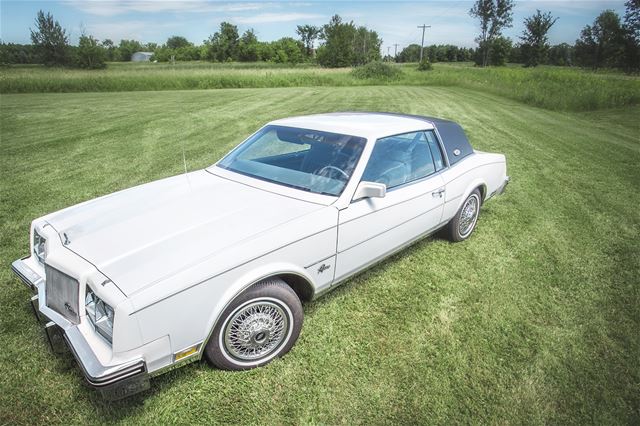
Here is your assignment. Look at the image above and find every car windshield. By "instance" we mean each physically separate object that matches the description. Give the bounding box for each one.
[217,125,367,196]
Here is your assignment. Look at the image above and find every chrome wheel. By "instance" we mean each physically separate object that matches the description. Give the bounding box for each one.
[222,298,291,363]
[458,194,480,238]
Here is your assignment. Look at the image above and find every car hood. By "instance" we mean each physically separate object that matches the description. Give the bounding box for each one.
[45,170,325,296]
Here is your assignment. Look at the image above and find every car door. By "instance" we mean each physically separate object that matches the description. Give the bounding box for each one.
[334,130,447,283]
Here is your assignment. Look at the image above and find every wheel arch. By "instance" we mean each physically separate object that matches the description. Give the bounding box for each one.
[451,178,487,213]
[476,183,487,203]
[277,273,315,302]
[198,264,316,360]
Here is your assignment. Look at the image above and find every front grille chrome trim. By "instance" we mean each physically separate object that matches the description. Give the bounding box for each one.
[45,265,80,324]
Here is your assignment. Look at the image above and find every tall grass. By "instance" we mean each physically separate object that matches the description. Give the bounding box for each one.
[401,64,640,112]
[1,62,638,111]
[0,64,354,92]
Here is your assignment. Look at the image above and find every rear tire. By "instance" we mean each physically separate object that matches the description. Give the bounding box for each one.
[445,189,481,242]
[204,278,303,370]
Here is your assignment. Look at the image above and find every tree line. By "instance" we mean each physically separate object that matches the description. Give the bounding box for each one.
[463,0,639,70]
[396,44,475,63]
[1,2,639,72]
[0,11,382,69]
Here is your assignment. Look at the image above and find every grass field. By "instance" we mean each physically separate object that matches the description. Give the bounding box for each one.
[2,61,639,111]
[1,83,638,424]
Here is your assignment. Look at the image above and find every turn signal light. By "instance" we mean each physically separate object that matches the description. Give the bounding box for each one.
[174,345,199,362]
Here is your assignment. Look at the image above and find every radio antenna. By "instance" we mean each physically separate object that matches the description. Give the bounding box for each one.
[181,137,192,188]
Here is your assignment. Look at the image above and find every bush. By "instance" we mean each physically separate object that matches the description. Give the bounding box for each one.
[351,61,401,79]
[417,58,433,71]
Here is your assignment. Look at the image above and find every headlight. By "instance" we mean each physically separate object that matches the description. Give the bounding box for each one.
[85,287,114,343]
[33,229,46,265]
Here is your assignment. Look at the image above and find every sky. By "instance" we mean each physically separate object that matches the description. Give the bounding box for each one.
[0,0,629,53]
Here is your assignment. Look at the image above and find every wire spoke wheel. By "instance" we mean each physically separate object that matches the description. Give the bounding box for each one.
[458,194,479,238]
[223,299,290,362]
[206,279,303,370]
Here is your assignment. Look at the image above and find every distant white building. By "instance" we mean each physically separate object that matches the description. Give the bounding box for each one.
[131,52,154,62]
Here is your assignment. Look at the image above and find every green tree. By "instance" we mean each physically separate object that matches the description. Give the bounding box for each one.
[117,39,143,61]
[488,36,512,65]
[238,29,259,62]
[399,44,469,63]
[153,44,201,62]
[318,15,378,68]
[445,45,460,61]
[469,0,515,66]
[623,0,640,70]
[270,37,304,64]
[257,42,275,62]
[75,34,106,69]
[30,10,69,66]
[0,42,39,64]
[296,24,321,57]
[166,36,191,49]
[519,10,558,67]
[625,0,640,41]
[575,10,625,69]
[317,15,356,67]
[101,39,117,61]
[397,44,421,62]
[353,26,382,65]
[206,22,240,61]
[509,44,522,63]
[548,43,574,66]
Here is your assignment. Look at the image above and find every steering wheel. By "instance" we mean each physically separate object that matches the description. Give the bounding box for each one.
[315,165,349,181]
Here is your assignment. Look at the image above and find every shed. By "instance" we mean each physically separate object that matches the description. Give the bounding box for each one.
[131,52,154,62]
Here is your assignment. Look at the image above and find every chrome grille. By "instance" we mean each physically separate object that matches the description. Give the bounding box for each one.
[45,265,80,324]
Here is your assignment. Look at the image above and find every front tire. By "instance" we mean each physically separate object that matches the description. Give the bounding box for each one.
[204,278,303,370]
[445,189,481,242]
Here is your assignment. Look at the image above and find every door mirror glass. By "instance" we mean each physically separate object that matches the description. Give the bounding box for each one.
[353,181,386,201]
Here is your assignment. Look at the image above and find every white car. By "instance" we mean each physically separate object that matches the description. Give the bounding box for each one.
[12,112,508,399]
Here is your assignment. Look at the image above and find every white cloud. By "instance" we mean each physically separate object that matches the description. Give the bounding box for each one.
[514,0,624,16]
[65,1,272,17]
[83,20,181,41]
[232,12,323,24]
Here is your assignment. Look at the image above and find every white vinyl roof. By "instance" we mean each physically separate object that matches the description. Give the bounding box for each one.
[269,112,435,139]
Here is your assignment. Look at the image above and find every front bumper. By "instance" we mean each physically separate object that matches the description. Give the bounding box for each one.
[11,258,150,400]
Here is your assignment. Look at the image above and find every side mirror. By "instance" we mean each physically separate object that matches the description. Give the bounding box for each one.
[353,181,386,201]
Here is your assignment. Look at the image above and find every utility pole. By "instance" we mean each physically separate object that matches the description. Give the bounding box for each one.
[417,24,431,61]
[387,46,391,58]
[393,43,399,58]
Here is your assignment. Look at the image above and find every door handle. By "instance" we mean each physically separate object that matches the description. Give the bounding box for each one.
[432,188,445,198]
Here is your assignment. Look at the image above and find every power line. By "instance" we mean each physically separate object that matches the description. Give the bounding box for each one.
[417,24,431,61]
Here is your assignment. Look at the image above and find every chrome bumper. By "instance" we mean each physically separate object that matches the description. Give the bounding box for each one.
[11,258,149,400]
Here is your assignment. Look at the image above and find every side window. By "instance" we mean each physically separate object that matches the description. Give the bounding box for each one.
[362,131,437,189]
[425,130,445,171]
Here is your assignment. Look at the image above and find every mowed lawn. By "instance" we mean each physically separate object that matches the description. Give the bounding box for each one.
[0,86,638,424]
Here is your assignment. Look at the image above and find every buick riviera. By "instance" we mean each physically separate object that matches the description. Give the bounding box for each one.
[12,112,509,399]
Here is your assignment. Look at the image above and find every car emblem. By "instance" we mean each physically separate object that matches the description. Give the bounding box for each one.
[317,263,331,274]
[64,302,77,316]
